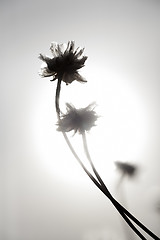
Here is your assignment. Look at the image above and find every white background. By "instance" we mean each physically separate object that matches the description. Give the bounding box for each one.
[1,0,160,239]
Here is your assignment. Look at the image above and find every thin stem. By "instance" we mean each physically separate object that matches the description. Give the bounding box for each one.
[82,132,160,240]
[116,210,147,240]
[82,132,145,239]
[116,176,135,240]
[55,77,62,116]
[109,194,160,239]
[62,131,102,190]
[61,133,146,239]
[63,133,146,239]
[82,132,108,189]
[55,78,102,189]
[55,79,160,240]
[62,132,146,239]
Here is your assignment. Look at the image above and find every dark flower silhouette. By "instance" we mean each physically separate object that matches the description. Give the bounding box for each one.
[57,103,98,134]
[39,40,160,240]
[115,161,137,178]
[39,41,87,84]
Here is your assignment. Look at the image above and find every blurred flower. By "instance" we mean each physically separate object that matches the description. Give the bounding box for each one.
[115,161,137,178]
[39,41,87,84]
[57,103,98,134]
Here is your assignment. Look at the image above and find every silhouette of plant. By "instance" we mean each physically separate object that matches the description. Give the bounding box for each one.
[39,41,87,84]
[115,161,137,178]
[115,161,139,240]
[57,103,98,134]
[39,41,160,240]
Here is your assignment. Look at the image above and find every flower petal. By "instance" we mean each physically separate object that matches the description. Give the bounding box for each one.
[64,41,71,54]
[57,43,65,55]
[39,54,51,62]
[69,40,75,52]
[74,48,85,58]
[74,72,87,83]
[39,67,54,77]
[50,42,59,57]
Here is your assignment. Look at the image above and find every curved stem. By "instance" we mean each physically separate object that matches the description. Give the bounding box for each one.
[107,188,159,239]
[61,133,146,239]
[55,79,160,240]
[82,132,160,240]
[61,131,102,190]
[82,132,108,189]
[55,78,101,189]
[117,210,147,240]
[63,133,147,239]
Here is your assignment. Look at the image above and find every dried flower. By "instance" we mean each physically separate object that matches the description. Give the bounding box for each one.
[39,41,87,84]
[115,161,137,178]
[57,103,98,134]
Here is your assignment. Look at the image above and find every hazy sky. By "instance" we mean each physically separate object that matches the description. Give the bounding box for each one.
[1,0,160,240]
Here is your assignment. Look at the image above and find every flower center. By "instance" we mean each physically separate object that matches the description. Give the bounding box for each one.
[47,52,78,75]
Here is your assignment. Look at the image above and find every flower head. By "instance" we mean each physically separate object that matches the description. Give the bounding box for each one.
[115,161,137,178]
[57,103,98,134]
[39,41,88,84]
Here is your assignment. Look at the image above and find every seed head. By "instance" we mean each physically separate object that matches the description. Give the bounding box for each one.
[39,41,87,84]
[57,103,98,134]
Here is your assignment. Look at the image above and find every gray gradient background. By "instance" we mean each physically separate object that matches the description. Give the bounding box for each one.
[1,0,160,240]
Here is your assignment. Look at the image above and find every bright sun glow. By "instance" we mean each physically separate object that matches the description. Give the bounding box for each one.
[31,65,149,186]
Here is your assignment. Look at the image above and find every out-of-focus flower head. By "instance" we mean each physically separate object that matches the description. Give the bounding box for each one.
[115,161,137,178]
[39,41,88,84]
[57,103,98,134]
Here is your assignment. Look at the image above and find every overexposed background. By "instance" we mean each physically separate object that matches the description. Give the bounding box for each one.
[1,0,160,239]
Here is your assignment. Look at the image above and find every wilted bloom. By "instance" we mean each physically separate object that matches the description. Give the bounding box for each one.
[39,41,87,84]
[115,161,137,178]
[57,103,98,134]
